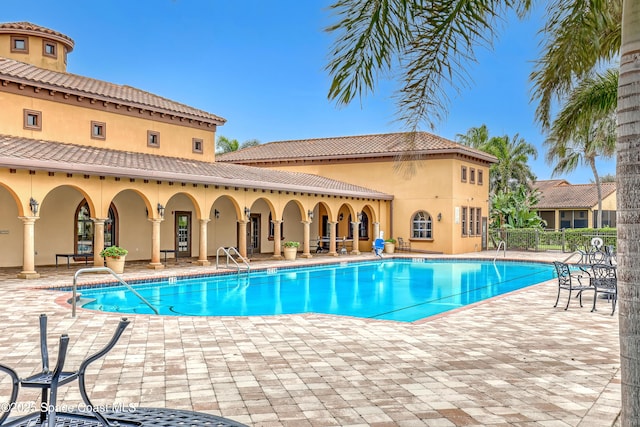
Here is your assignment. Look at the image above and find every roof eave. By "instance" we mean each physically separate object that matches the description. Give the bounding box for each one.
[0,74,226,126]
[0,158,393,200]
[220,148,499,164]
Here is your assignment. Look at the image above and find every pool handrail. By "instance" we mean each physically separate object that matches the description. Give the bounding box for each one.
[493,240,506,263]
[216,247,250,273]
[72,267,159,317]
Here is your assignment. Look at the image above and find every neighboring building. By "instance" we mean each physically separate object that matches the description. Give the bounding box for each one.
[0,22,494,278]
[218,133,497,254]
[534,179,617,229]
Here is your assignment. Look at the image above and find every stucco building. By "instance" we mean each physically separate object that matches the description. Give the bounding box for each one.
[534,179,617,229]
[0,22,494,279]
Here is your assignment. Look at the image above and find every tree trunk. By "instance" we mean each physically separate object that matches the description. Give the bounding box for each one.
[617,1,640,424]
[589,157,603,228]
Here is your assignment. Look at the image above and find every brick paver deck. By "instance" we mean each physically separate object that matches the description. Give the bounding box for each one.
[0,251,621,426]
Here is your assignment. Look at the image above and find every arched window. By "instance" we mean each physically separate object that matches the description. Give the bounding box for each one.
[75,200,118,254]
[412,211,433,239]
[268,212,284,240]
[347,212,369,239]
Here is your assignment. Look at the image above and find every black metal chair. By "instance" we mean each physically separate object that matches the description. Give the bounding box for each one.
[397,238,411,252]
[590,264,618,315]
[0,315,249,427]
[1,315,131,427]
[552,261,593,310]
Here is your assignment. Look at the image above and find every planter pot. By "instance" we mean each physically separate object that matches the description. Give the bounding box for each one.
[105,256,126,274]
[384,243,395,254]
[283,246,298,261]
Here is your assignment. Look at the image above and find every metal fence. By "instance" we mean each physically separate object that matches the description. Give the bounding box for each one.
[488,228,617,253]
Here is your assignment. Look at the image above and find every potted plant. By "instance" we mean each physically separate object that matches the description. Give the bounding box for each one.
[100,245,128,274]
[384,238,396,254]
[283,241,300,261]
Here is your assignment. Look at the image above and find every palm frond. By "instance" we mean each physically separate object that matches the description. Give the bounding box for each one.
[325,0,526,131]
[530,0,622,128]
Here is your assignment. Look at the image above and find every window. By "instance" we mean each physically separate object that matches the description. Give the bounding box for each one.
[469,208,475,235]
[470,168,476,184]
[461,166,467,182]
[594,210,617,228]
[91,121,106,140]
[268,212,284,240]
[11,36,28,53]
[412,211,433,239]
[75,200,118,255]
[461,207,467,235]
[347,212,369,239]
[147,130,160,147]
[23,109,42,131]
[476,208,481,235]
[43,39,57,58]
[192,138,203,154]
[358,212,369,239]
[478,170,484,185]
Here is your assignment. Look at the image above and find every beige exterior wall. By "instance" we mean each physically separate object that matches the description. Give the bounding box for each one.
[0,90,216,161]
[254,156,492,255]
[0,166,388,268]
[0,34,69,72]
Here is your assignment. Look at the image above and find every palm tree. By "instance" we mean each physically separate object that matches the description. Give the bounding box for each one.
[544,70,617,228]
[325,1,639,423]
[216,136,239,154]
[456,124,490,149]
[216,136,262,154]
[483,133,537,195]
[594,173,616,183]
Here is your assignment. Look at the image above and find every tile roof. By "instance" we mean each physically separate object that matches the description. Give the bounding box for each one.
[0,135,392,199]
[534,180,616,209]
[0,57,226,125]
[217,132,498,164]
[0,22,74,51]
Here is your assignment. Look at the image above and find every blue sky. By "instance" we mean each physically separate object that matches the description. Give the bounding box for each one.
[4,0,615,183]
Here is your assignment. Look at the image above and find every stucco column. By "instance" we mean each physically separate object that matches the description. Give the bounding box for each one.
[271,219,283,260]
[93,218,105,267]
[148,218,164,270]
[195,218,211,266]
[350,221,361,255]
[327,221,338,256]
[18,216,39,279]
[301,220,312,258]
[238,220,248,258]
[373,222,380,240]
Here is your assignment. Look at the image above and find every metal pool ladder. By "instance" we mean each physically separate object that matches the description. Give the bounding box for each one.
[493,240,506,262]
[71,267,159,317]
[216,247,250,273]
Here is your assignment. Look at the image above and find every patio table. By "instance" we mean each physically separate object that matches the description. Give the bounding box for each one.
[4,407,249,426]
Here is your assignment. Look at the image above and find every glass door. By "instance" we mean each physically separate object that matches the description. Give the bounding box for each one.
[175,211,191,257]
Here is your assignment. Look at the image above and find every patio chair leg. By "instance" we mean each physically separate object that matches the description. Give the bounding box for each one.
[553,288,561,308]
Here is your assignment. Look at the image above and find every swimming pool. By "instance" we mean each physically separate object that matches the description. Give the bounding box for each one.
[77,259,554,322]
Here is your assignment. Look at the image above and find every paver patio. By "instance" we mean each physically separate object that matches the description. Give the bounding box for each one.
[0,251,621,426]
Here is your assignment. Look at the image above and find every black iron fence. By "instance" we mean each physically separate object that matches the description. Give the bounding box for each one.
[488,228,617,253]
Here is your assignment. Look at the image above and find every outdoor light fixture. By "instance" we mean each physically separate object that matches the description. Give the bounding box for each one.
[29,197,39,215]
[338,213,344,221]
[437,212,442,222]
[308,209,314,221]
[244,207,251,218]
[214,209,220,219]
[357,211,363,222]
[157,203,165,218]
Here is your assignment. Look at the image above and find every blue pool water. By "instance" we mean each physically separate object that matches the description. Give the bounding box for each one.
[78,259,554,322]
